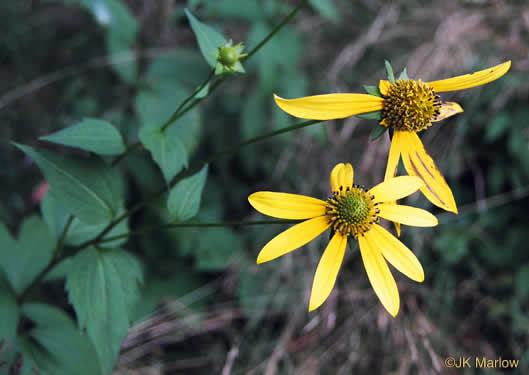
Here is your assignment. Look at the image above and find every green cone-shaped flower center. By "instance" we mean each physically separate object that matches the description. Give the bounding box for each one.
[325,187,380,238]
[382,79,441,132]
[336,192,369,224]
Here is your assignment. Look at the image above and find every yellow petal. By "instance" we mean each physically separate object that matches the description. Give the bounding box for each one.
[308,232,348,311]
[369,175,424,203]
[427,61,511,93]
[398,132,458,213]
[379,80,391,96]
[384,135,401,182]
[249,192,327,219]
[330,163,344,193]
[377,203,438,227]
[339,163,354,191]
[274,93,384,120]
[369,224,424,282]
[382,137,403,236]
[358,233,400,317]
[432,101,464,122]
[257,216,331,264]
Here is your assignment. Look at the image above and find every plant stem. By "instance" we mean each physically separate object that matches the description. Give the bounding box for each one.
[17,215,74,304]
[160,68,216,132]
[241,0,309,62]
[98,219,299,245]
[74,118,323,251]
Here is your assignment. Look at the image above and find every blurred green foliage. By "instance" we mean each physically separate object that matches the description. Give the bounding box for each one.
[1,0,529,374]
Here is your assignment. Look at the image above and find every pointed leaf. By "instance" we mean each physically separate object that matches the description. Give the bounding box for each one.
[41,191,128,252]
[139,125,188,183]
[19,303,102,375]
[398,67,409,80]
[371,124,389,140]
[385,60,395,83]
[16,144,119,224]
[65,248,142,375]
[168,164,208,222]
[0,274,19,343]
[363,85,382,97]
[41,118,126,156]
[356,110,382,120]
[185,9,227,68]
[0,217,54,295]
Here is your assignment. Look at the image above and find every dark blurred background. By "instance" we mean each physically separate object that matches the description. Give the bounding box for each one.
[1,0,528,374]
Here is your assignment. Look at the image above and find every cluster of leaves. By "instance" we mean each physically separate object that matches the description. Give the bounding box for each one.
[0,0,345,373]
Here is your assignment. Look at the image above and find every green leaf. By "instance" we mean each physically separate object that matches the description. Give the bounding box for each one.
[515,264,529,300]
[65,248,142,375]
[19,303,102,375]
[41,192,129,253]
[195,227,241,270]
[309,0,340,24]
[40,118,126,156]
[385,60,395,84]
[16,144,119,224]
[371,124,389,140]
[184,9,227,68]
[0,217,54,295]
[139,125,188,183]
[195,82,210,99]
[167,165,208,222]
[136,83,202,156]
[357,111,382,120]
[363,85,382,97]
[0,274,19,343]
[398,67,409,80]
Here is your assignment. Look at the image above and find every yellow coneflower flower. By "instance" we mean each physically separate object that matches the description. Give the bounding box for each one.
[248,163,438,316]
[274,61,511,214]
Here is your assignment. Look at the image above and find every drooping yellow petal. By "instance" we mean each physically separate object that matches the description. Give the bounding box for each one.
[358,233,400,317]
[377,203,438,227]
[427,61,511,93]
[369,175,424,203]
[274,93,384,120]
[257,216,331,264]
[330,163,343,192]
[308,232,347,311]
[379,80,391,96]
[397,132,458,213]
[432,101,464,122]
[369,224,424,282]
[249,192,327,219]
[383,137,402,236]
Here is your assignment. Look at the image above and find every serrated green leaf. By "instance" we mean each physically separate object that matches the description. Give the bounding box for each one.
[371,124,389,140]
[0,274,19,343]
[168,165,208,222]
[139,125,188,183]
[16,144,119,224]
[19,303,102,375]
[65,248,142,375]
[363,85,382,97]
[357,111,382,120]
[185,9,226,68]
[41,191,128,251]
[309,0,340,24]
[398,67,409,80]
[385,60,395,84]
[41,118,126,156]
[0,217,54,295]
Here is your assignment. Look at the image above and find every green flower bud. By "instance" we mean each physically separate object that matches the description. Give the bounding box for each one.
[215,40,247,75]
